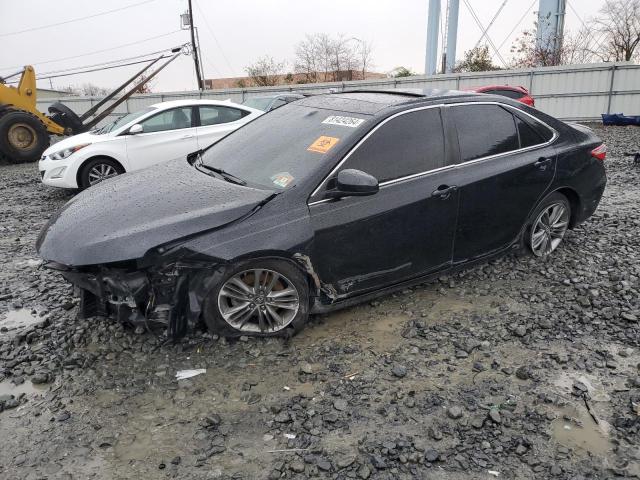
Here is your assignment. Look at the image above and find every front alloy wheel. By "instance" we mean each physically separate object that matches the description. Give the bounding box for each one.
[87,163,119,185]
[218,269,300,333]
[530,200,569,257]
[204,259,309,337]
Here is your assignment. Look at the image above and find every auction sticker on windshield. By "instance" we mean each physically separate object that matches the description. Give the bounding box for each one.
[307,136,339,154]
[322,115,365,128]
[270,172,294,188]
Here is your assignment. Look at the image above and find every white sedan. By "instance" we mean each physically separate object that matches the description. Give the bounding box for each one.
[39,99,263,189]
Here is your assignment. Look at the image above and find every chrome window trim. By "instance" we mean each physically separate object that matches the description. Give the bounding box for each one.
[307,101,558,207]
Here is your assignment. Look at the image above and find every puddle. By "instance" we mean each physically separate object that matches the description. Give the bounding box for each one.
[551,405,613,456]
[0,379,48,398]
[0,308,43,335]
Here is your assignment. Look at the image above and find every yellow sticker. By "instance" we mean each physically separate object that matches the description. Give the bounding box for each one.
[307,136,339,154]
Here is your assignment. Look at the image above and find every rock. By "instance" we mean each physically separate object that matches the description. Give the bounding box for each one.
[57,411,71,422]
[425,448,439,462]
[488,409,502,424]
[316,458,331,471]
[289,460,305,473]
[447,406,464,419]
[514,325,527,337]
[299,363,314,374]
[621,312,638,323]
[336,455,356,469]
[391,364,407,378]
[31,373,49,384]
[275,412,291,423]
[333,398,348,411]
[357,464,371,479]
[4,398,19,409]
[516,366,531,380]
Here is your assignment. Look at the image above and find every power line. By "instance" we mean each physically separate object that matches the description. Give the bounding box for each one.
[0,0,158,38]
[462,0,508,66]
[497,0,537,51]
[35,48,179,77]
[565,0,607,52]
[473,0,509,50]
[34,56,172,81]
[194,0,236,76]
[0,30,183,72]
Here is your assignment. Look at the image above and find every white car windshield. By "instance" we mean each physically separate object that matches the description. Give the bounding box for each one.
[93,107,156,134]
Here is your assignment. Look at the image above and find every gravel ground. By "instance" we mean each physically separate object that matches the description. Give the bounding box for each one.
[0,124,638,480]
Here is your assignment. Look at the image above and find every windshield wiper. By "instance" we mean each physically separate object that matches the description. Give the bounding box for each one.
[196,158,247,186]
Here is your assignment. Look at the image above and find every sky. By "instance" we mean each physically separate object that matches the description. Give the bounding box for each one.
[0,0,606,93]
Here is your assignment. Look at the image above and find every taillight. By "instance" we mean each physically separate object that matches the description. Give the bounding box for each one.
[591,144,606,161]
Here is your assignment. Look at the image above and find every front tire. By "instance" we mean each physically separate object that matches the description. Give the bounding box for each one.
[0,110,50,163]
[526,192,571,257]
[203,259,309,337]
[78,157,123,190]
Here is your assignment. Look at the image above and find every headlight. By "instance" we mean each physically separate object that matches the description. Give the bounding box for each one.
[49,143,91,161]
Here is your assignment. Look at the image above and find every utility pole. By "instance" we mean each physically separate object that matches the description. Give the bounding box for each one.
[187,0,204,90]
[425,0,441,75]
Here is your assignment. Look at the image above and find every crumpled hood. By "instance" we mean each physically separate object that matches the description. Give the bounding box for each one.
[36,160,273,266]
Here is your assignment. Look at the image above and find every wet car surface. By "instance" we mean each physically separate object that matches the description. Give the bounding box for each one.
[36,89,607,338]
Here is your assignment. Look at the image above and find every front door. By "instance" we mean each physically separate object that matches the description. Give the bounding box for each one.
[125,106,198,170]
[308,107,459,297]
[446,103,557,263]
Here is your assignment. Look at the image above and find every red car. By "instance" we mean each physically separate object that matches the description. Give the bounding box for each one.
[471,85,535,107]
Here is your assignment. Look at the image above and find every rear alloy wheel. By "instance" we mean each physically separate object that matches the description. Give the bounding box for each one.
[79,158,123,189]
[204,259,309,337]
[528,193,570,257]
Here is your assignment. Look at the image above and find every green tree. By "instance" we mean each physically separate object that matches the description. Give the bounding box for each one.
[454,46,500,72]
[392,66,415,78]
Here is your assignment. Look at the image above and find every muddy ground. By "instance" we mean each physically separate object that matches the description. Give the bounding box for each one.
[0,124,639,480]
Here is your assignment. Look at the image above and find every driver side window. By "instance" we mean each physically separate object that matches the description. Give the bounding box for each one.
[340,108,445,183]
[139,107,193,133]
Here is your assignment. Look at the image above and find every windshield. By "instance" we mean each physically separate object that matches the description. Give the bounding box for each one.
[94,107,155,134]
[242,97,274,111]
[200,104,370,190]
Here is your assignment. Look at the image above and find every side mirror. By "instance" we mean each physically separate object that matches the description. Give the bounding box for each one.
[325,169,379,199]
[128,123,143,134]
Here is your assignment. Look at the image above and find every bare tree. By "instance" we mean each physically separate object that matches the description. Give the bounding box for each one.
[132,74,154,94]
[595,0,640,61]
[79,83,110,96]
[244,56,286,87]
[294,33,374,82]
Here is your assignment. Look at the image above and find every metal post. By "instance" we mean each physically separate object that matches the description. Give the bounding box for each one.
[606,64,616,114]
[188,0,204,90]
[425,0,441,75]
[445,0,459,73]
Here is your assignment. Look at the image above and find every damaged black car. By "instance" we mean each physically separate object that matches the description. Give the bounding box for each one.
[36,89,607,338]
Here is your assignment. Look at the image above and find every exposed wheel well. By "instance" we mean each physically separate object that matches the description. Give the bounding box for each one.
[76,155,125,186]
[554,187,581,228]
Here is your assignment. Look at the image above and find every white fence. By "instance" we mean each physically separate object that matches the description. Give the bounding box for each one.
[37,62,640,126]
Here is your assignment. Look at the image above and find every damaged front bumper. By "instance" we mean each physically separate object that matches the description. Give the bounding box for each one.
[46,258,224,338]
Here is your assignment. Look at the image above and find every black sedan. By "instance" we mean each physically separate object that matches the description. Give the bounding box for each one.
[36,89,607,338]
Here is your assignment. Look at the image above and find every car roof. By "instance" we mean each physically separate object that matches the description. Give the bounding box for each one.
[297,89,482,115]
[148,99,251,109]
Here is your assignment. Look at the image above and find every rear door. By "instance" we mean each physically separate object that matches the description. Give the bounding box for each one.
[309,107,459,296]
[124,106,198,170]
[446,103,556,263]
[196,105,252,149]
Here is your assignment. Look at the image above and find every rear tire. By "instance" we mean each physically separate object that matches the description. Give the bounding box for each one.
[526,192,571,257]
[0,110,49,163]
[78,157,124,190]
[203,258,309,338]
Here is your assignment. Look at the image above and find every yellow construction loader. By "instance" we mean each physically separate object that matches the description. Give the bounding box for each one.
[0,49,182,164]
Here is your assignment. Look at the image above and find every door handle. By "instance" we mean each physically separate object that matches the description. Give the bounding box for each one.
[431,185,457,199]
[181,134,195,140]
[534,157,552,169]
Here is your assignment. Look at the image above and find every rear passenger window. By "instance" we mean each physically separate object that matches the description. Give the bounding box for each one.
[451,105,519,162]
[343,108,444,182]
[515,116,545,148]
